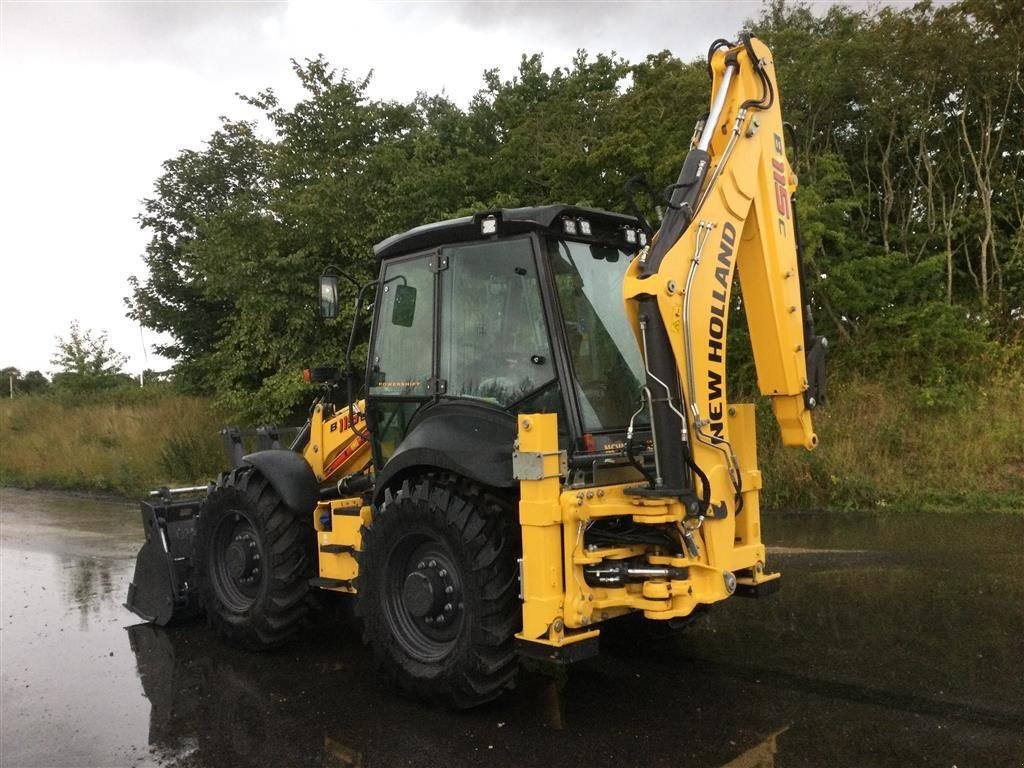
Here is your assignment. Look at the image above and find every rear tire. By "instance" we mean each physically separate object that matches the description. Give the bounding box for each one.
[356,476,519,708]
[196,467,314,649]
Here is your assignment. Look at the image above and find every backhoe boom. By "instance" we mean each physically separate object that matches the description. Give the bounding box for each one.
[514,35,824,653]
[624,35,822,508]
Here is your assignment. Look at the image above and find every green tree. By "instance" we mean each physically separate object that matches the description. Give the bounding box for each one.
[0,367,49,396]
[128,1,1022,423]
[129,58,426,422]
[50,322,130,393]
[127,117,269,393]
[20,370,49,394]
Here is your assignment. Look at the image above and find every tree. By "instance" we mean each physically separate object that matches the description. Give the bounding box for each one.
[21,371,49,394]
[128,1,1023,423]
[50,321,130,392]
[0,367,49,396]
[128,58,428,422]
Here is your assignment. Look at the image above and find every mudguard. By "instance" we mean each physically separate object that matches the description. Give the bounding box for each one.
[373,401,517,503]
[242,449,319,514]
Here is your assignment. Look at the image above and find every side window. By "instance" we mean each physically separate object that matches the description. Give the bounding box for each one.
[440,239,555,406]
[369,256,434,397]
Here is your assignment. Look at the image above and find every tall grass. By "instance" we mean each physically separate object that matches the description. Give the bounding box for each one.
[758,372,1024,513]
[1,375,1021,511]
[0,393,226,497]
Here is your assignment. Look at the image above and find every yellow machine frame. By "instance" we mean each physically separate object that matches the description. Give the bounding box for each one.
[307,38,815,655]
[514,38,812,651]
[304,401,373,594]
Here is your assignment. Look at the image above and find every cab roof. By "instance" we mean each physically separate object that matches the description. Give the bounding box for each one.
[373,204,641,261]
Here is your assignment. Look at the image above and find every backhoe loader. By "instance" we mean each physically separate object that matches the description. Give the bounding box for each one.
[127,34,826,708]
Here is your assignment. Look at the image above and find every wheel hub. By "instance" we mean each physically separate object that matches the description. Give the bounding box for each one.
[383,538,466,662]
[402,571,437,617]
[401,557,458,624]
[225,531,260,582]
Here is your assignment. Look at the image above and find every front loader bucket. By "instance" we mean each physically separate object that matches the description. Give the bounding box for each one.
[126,495,203,626]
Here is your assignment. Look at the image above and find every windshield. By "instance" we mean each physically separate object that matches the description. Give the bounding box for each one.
[547,238,647,433]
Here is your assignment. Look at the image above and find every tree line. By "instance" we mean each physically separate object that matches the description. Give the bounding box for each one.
[127,0,1022,423]
[2,322,170,397]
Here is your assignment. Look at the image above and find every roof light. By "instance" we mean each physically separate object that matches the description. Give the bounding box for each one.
[639,231,648,246]
[624,228,637,244]
[480,215,498,235]
[563,219,578,235]
[579,219,592,236]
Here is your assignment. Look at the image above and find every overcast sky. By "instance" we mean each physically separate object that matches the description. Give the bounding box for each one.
[1,0,892,376]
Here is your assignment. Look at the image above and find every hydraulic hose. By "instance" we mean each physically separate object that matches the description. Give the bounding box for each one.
[737,33,774,113]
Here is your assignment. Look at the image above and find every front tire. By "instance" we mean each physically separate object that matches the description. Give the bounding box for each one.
[356,476,519,708]
[196,467,314,649]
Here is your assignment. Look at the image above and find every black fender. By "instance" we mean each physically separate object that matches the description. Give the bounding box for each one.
[241,449,319,514]
[373,401,517,504]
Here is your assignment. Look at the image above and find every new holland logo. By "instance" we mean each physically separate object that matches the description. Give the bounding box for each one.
[706,220,736,443]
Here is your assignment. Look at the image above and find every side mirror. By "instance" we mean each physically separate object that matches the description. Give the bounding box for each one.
[319,275,339,319]
[391,284,417,327]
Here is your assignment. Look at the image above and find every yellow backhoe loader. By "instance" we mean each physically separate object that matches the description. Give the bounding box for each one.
[127,34,826,708]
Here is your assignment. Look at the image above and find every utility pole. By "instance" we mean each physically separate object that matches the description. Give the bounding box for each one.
[139,323,148,388]
[9,375,13,399]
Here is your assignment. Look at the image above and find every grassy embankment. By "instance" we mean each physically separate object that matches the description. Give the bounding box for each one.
[758,373,1023,514]
[1,376,1021,511]
[0,391,225,498]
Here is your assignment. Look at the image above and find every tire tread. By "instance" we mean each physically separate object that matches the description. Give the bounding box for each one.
[195,467,313,650]
[355,473,519,708]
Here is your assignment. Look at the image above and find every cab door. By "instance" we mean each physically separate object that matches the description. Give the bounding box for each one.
[366,251,437,467]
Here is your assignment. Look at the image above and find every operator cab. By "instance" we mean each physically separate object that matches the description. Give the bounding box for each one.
[364,205,652,490]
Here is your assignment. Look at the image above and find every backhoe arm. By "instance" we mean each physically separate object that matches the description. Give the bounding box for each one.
[623,35,824,517]
[513,36,827,654]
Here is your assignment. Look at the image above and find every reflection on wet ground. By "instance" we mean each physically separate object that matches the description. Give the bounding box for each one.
[1,487,1022,767]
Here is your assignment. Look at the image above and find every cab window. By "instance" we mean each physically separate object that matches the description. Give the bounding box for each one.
[369,255,435,397]
[439,239,555,406]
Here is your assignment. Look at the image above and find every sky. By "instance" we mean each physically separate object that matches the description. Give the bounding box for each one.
[0,0,889,376]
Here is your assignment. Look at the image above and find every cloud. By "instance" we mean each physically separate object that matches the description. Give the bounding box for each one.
[2,1,284,64]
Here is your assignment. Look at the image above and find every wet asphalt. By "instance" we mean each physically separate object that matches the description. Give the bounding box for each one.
[0,486,1021,768]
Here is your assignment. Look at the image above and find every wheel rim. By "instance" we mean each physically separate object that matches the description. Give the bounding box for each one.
[382,532,465,663]
[209,510,264,613]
